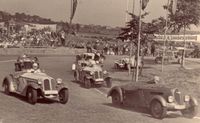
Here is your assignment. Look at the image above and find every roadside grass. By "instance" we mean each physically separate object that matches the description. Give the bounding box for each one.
[106,55,200,102]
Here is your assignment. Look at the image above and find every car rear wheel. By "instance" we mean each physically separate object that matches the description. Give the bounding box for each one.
[181,105,198,118]
[84,78,91,89]
[3,81,10,95]
[59,89,69,104]
[150,100,167,119]
[111,92,121,105]
[27,88,37,105]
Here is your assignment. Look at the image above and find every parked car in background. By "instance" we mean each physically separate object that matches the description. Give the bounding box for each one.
[107,77,198,119]
[155,50,181,64]
[114,56,143,70]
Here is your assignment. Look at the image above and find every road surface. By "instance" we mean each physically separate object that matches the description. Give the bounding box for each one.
[0,55,199,123]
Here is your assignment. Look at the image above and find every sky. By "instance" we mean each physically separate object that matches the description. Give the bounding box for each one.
[0,0,199,30]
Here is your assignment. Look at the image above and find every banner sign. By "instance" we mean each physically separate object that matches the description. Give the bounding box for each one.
[154,34,200,43]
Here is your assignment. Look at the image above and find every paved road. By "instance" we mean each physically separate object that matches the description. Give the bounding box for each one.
[0,55,199,123]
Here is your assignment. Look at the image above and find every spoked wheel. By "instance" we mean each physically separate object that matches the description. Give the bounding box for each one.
[27,88,37,105]
[111,92,121,106]
[3,82,10,95]
[59,89,69,104]
[84,78,91,89]
[150,100,167,119]
[181,105,198,118]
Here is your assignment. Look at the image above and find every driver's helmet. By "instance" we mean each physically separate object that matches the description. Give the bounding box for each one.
[153,76,160,84]
[32,62,39,70]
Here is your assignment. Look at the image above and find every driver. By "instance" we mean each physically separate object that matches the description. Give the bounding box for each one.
[147,76,160,84]
[27,62,41,73]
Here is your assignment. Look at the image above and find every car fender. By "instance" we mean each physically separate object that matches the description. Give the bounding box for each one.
[85,74,92,79]
[2,75,15,92]
[150,95,167,107]
[21,83,41,96]
[107,86,123,102]
[57,83,68,92]
[190,97,198,106]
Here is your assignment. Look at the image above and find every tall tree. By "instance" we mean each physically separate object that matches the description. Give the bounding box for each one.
[167,0,200,33]
[118,13,159,47]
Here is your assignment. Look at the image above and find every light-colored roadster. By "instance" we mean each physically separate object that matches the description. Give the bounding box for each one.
[2,56,69,104]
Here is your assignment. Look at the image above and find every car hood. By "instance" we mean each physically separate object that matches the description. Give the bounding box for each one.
[20,72,53,80]
[83,65,102,72]
[120,82,174,92]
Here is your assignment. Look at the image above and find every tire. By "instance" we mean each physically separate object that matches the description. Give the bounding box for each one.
[84,78,91,89]
[3,81,10,95]
[74,71,79,82]
[150,100,167,119]
[105,78,112,88]
[181,105,198,118]
[59,89,69,104]
[111,92,121,105]
[27,88,37,105]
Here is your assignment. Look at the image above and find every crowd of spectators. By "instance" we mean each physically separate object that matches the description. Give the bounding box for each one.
[0,30,66,48]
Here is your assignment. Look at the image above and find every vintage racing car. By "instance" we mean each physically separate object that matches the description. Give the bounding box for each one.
[114,56,143,70]
[107,77,198,119]
[2,55,69,104]
[73,60,112,88]
[72,52,105,70]
[155,50,181,64]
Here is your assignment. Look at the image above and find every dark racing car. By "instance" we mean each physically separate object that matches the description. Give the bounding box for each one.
[107,77,198,119]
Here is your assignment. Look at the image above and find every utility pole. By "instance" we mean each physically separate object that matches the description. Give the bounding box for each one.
[135,0,142,82]
[129,0,135,78]
[161,0,170,72]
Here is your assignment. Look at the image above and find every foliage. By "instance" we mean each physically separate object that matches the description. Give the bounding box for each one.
[117,13,160,46]
[167,0,200,33]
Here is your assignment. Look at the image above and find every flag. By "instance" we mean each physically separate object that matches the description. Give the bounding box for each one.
[70,0,78,21]
[172,0,177,14]
[142,0,149,10]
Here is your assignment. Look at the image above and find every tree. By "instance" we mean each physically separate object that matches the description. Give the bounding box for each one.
[167,0,200,66]
[117,13,160,48]
[167,0,200,33]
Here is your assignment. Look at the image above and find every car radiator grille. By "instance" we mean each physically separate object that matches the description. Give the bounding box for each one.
[94,71,103,79]
[43,79,56,90]
[174,90,184,105]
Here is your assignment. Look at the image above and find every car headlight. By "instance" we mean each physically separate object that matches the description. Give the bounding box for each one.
[168,96,174,103]
[56,78,62,84]
[184,95,190,102]
[103,70,107,74]
[90,71,94,75]
[37,79,42,85]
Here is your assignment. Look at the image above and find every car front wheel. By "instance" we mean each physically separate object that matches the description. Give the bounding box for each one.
[74,71,79,82]
[3,82,10,95]
[150,100,167,119]
[84,79,91,89]
[27,88,37,105]
[181,105,198,118]
[111,92,121,106]
[59,89,69,104]
[105,78,112,88]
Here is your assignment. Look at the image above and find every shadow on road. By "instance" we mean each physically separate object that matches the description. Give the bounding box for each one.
[0,91,58,105]
[71,80,107,89]
[103,103,183,119]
